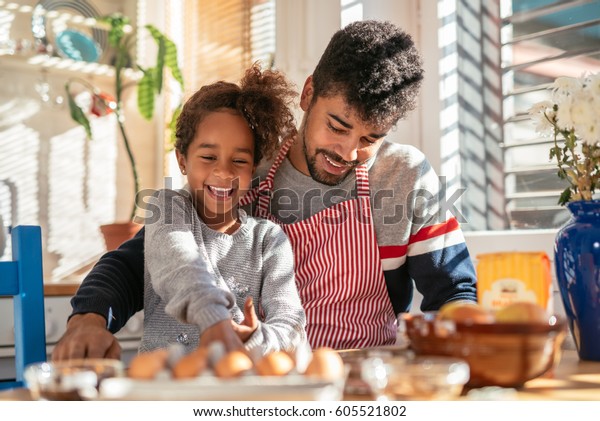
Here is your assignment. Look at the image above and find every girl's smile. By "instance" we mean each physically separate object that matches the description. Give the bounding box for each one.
[177,110,255,233]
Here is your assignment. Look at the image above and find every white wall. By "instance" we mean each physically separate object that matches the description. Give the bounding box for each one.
[361,0,423,150]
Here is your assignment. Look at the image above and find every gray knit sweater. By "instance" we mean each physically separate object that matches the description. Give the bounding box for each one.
[141,188,306,355]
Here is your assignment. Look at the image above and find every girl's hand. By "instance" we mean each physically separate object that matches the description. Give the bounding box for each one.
[199,320,244,352]
[232,297,258,342]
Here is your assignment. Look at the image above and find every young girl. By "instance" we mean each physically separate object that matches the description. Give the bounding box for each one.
[142,64,306,355]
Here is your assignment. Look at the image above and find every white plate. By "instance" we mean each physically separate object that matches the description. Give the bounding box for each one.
[99,375,343,401]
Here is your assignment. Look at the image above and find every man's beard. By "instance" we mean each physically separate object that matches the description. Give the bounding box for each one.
[301,130,357,187]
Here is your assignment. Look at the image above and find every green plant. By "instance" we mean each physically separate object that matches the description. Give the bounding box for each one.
[529,73,600,205]
[66,13,184,221]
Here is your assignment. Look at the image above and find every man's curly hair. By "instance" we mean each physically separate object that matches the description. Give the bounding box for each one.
[311,20,424,128]
[175,63,297,165]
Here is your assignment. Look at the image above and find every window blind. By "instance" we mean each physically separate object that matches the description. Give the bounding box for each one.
[501,0,600,228]
[182,0,275,93]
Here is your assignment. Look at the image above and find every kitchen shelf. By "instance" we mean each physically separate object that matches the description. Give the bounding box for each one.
[0,53,140,81]
[0,0,138,78]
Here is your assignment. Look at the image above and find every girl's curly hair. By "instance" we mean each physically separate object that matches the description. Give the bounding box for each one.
[175,63,297,164]
[311,20,424,129]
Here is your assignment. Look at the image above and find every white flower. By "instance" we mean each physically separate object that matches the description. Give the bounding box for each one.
[529,72,600,204]
[528,100,552,116]
[571,96,596,140]
[532,74,600,141]
[585,72,600,97]
[528,100,555,134]
[576,125,600,144]
[555,96,574,131]
[552,76,583,100]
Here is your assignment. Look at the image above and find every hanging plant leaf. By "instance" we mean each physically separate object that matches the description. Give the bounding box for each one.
[154,37,166,94]
[137,68,155,120]
[65,85,92,139]
[145,24,184,89]
[145,25,166,93]
[165,42,184,89]
[163,38,184,89]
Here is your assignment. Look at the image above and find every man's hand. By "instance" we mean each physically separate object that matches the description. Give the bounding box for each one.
[231,297,258,342]
[51,313,121,361]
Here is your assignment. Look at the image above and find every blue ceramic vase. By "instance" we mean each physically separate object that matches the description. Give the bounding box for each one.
[554,200,600,361]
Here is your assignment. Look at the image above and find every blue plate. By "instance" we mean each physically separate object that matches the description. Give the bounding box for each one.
[55,29,102,62]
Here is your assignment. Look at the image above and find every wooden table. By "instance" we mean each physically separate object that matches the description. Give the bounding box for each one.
[513,349,600,400]
[1,349,598,401]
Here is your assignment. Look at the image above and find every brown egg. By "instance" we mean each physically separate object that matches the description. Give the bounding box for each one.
[495,301,548,323]
[304,347,345,381]
[255,351,295,376]
[437,301,494,323]
[172,347,209,379]
[128,349,169,380]
[213,351,254,378]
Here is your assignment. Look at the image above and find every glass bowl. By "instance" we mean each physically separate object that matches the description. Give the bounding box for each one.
[360,354,469,400]
[401,313,567,388]
[24,359,125,400]
[339,346,410,395]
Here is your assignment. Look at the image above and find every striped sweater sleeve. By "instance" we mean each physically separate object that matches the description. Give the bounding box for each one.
[375,144,477,313]
[380,220,476,313]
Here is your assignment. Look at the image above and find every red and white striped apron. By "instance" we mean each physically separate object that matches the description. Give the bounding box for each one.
[241,139,396,349]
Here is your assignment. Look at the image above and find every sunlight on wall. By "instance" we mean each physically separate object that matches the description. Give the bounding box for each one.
[341,0,363,27]
[46,116,117,280]
[0,74,117,280]
[0,124,39,263]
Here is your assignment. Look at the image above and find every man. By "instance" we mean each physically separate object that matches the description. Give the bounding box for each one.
[53,20,476,360]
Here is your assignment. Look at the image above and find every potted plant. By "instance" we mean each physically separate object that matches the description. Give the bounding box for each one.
[65,13,184,250]
[529,72,600,361]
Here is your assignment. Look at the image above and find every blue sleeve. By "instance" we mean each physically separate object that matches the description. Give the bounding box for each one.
[408,242,477,311]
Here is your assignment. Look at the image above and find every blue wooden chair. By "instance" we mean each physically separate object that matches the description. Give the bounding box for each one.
[0,225,46,390]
